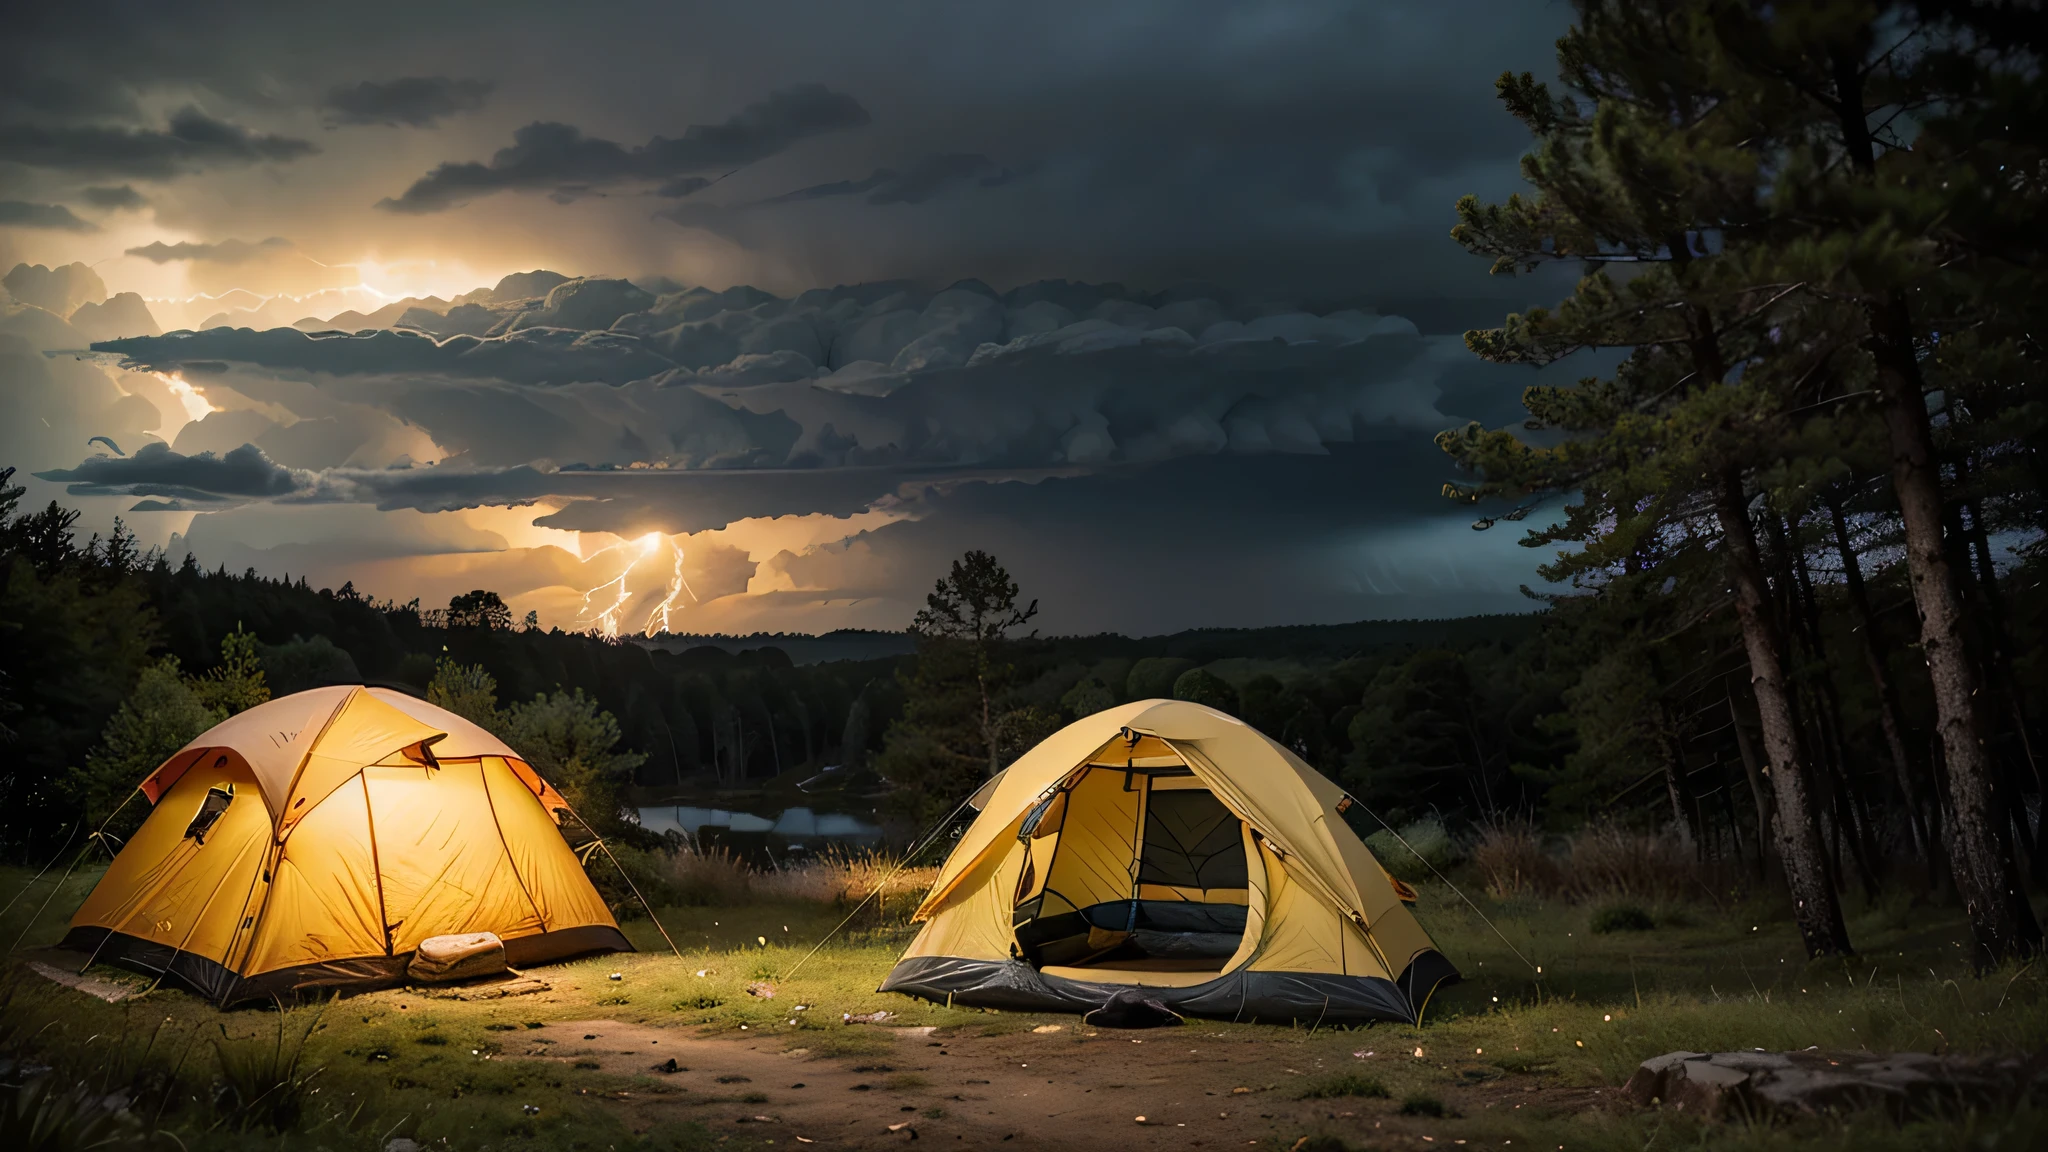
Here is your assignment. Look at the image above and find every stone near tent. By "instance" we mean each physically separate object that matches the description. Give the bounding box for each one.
[408,932,509,983]
[427,976,551,1001]
[1625,1049,2048,1120]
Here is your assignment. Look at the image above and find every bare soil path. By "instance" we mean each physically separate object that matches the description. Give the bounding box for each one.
[518,1018,1605,1150]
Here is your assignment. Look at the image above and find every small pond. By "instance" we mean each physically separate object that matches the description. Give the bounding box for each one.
[633,803,885,861]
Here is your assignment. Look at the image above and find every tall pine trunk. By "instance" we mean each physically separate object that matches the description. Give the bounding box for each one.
[1729,684,1774,884]
[1785,516,1881,896]
[1716,472,1853,957]
[1956,467,2048,879]
[1825,492,1932,869]
[1870,295,2039,964]
[1829,50,2039,966]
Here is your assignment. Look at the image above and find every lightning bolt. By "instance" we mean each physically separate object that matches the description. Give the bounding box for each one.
[641,539,697,637]
[573,532,697,638]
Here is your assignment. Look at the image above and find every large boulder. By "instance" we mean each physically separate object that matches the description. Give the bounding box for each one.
[1625,1050,2047,1120]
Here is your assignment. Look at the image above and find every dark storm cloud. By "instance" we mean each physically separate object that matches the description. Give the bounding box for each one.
[37,441,305,503]
[125,237,294,264]
[0,201,96,231]
[754,154,1015,207]
[81,280,1472,538]
[79,185,147,209]
[756,445,1546,632]
[0,107,316,178]
[0,1,1574,307]
[654,176,715,199]
[33,439,931,527]
[377,84,871,213]
[97,325,679,386]
[323,76,494,127]
[3,0,1594,628]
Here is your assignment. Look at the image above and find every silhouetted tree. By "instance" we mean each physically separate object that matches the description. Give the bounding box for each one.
[448,588,513,630]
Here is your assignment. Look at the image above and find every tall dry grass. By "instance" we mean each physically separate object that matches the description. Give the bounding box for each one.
[653,846,938,909]
[1470,822,1562,899]
[1472,821,1705,904]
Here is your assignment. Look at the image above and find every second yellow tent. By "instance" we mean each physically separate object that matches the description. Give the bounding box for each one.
[63,686,628,1004]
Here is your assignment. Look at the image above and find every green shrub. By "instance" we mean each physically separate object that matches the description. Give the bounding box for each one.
[1171,667,1238,712]
[1365,817,1456,882]
[1591,904,1656,933]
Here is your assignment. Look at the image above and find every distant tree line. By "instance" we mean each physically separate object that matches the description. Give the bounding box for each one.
[0,465,1575,855]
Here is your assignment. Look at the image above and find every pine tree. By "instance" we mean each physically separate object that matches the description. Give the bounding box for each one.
[1441,0,1855,955]
[1701,0,2044,963]
[426,657,504,729]
[190,624,270,716]
[876,551,1041,822]
[906,550,1039,778]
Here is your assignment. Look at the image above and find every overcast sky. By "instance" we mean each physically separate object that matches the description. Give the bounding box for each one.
[2,0,1598,637]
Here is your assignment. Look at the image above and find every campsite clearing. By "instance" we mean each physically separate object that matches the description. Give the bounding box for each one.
[4,867,2044,1151]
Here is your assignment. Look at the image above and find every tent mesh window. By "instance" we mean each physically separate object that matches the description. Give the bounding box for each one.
[1138,789,1247,890]
[184,784,235,844]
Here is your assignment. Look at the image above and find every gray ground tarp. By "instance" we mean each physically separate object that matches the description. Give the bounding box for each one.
[878,950,1457,1026]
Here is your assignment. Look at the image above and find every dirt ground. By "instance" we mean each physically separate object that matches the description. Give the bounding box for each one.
[519,1017,1607,1150]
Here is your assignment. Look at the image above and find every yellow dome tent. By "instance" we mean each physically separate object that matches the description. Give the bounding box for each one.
[62,685,630,1004]
[879,700,1456,1025]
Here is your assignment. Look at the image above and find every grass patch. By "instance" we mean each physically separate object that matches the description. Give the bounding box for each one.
[1399,1092,1448,1117]
[1487,1050,1551,1074]
[210,1001,327,1132]
[1295,1071,1390,1100]
[882,1072,929,1090]
[6,858,2047,1151]
[1590,904,1656,934]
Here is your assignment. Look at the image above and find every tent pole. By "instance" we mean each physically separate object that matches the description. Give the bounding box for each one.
[0,819,78,924]
[782,791,978,983]
[68,792,147,975]
[1339,791,1541,978]
[4,822,82,953]
[560,803,683,958]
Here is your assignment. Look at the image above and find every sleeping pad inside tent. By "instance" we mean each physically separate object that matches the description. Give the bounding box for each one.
[879,699,1457,1025]
[61,685,630,1005]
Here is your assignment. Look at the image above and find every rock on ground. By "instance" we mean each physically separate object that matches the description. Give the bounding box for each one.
[1625,1049,2046,1120]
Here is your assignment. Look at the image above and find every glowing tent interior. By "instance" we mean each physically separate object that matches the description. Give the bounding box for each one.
[880,699,1456,1024]
[62,686,629,1004]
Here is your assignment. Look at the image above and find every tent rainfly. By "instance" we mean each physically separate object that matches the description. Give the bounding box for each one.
[63,686,629,1005]
[880,700,1457,1025]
